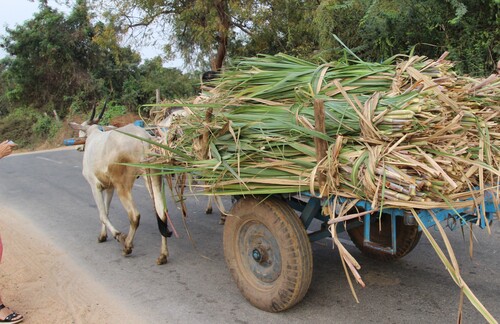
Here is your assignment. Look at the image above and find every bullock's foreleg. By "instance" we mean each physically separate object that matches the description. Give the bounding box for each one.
[90,186,123,243]
[145,173,170,265]
[97,188,115,242]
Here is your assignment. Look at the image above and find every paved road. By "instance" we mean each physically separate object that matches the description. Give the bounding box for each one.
[0,148,498,323]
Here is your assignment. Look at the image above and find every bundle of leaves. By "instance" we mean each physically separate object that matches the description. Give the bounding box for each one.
[153,53,499,212]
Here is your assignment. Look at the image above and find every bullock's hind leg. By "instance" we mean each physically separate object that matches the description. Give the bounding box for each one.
[209,195,228,225]
[144,173,170,265]
[115,186,140,256]
[205,196,213,214]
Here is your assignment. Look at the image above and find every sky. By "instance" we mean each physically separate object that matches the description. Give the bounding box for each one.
[0,0,182,68]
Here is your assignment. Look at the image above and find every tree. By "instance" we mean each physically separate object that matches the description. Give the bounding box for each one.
[442,0,499,75]
[229,0,319,60]
[121,57,198,109]
[90,0,234,70]
[0,0,149,116]
[90,0,320,70]
[314,0,499,75]
[1,1,101,115]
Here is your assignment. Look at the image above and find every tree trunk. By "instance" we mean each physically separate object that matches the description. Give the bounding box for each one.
[212,0,230,70]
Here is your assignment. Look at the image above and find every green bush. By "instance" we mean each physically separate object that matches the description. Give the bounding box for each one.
[99,103,128,125]
[0,108,38,147]
[67,94,86,116]
[32,114,61,139]
[0,107,62,148]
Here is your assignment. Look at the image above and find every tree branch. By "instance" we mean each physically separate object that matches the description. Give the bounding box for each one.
[126,9,175,28]
[231,19,253,36]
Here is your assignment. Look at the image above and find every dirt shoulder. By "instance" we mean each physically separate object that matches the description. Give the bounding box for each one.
[0,206,143,324]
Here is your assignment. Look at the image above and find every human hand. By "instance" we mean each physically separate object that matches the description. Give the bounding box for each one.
[0,140,16,159]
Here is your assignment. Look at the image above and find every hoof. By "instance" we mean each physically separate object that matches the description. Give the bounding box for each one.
[122,241,133,255]
[115,233,126,244]
[97,235,107,243]
[205,208,213,215]
[156,255,168,265]
[218,219,226,225]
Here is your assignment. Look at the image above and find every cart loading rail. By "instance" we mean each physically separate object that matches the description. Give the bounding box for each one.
[288,186,498,247]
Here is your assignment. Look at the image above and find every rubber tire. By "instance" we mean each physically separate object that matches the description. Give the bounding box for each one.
[223,196,313,312]
[347,213,422,261]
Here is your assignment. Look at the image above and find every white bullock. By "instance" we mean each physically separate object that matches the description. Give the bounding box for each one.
[70,108,172,265]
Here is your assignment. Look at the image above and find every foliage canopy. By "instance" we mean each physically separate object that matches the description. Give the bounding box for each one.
[0,0,198,119]
[91,0,498,75]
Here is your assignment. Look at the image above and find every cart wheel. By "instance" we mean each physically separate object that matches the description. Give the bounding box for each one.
[347,213,422,261]
[223,196,313,312]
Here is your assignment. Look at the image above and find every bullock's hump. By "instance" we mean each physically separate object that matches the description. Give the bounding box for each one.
[114,124,150,138]
[107,124,151,147]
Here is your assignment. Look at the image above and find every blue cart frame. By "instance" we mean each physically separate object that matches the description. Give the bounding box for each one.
[285,189,498,255]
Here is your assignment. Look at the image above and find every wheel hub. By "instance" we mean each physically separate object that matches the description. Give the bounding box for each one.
[252,248,263,262]
[238,221,282,283]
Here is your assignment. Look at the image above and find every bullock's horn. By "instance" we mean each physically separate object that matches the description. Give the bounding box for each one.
[88,105,97,123]
[95,99,108,123]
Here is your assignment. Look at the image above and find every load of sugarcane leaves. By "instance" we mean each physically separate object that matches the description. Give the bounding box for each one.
[150,52,499,322]
[159,53,499,210]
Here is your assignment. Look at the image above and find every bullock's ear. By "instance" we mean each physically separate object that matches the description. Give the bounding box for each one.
[69,122,86,131]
